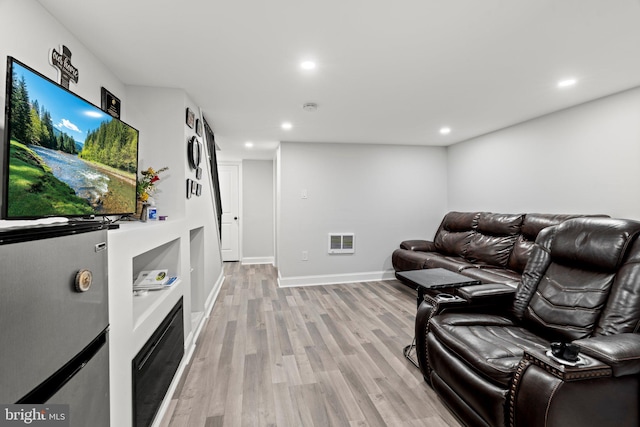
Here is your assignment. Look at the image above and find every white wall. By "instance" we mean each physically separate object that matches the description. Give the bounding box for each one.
[242,159,274,263]
[0,0,126,118]
[447,87,640,219]
[0,0,128,211]
[277,142,448,286]
[125,86,186,219]
[126,84,224,307]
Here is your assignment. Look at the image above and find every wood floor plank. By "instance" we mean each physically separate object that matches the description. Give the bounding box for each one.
[204,415,224,427]
[334,356,387,426]
[288,384,316,427]
[263,310,288,385]
[298,383,330,427]
[292,347,317,385]
[205,320,235,417]
[281,354,304,386]
[241,353,260,427]
[313,370,352,425]
[272,382,300,427]
[320,313,357,356]
[274,311,294,356]
[304,322,339,372]
[256,328,277,426]
[288,307,314,349]
[325,368,367,424]
[164,263,461,427]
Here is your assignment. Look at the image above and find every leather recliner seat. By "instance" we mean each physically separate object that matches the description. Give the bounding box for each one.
[417,217,640,427]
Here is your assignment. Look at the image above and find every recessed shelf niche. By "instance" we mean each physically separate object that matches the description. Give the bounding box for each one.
[189,227,205,332]
[132,237,181,331]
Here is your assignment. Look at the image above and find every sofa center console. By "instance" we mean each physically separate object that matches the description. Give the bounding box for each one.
[396,268,479,307]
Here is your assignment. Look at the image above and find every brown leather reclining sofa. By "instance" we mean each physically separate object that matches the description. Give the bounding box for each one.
[392,211,601,286]
[411,216,640,426]
[394,212,640,427]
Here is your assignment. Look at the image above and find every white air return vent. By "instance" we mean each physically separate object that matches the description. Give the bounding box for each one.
[328,233,355,254]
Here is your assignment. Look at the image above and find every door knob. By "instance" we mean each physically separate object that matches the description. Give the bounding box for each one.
[234,217,238,220]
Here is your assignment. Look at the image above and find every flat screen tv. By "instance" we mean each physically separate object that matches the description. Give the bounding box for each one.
[2,57,139,219]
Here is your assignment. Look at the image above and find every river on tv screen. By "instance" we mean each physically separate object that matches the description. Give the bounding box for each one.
[6,62,137,217]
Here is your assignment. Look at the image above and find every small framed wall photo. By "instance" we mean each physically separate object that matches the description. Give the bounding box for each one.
[101,87,121,118]
[186,179,193,199]
[195,118,202,136]
[186,108,195,128]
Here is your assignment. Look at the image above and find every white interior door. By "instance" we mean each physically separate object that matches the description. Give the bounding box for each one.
[219,163,240,261]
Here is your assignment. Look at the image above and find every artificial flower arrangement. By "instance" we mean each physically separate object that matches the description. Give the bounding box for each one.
[137,166,168,203]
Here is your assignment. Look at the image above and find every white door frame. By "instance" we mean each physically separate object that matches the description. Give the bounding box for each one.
[219,161,242,262]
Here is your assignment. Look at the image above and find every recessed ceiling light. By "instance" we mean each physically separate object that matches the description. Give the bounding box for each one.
[300,61,316,70]
[440,127,451,135]
[281,122,293,130]
[557,78,577,88]
[245,141,254,148]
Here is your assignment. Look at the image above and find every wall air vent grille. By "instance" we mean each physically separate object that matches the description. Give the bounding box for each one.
[328,233,355,254]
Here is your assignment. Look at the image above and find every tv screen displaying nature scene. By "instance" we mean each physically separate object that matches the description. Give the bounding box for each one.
[3,58,138,219]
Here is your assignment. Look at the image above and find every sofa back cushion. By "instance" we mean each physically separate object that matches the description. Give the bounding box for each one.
[508,213,611,273]
[434,212,479,256]
[514,217,640,340]
[508,214,584,273]
[464,213,523,267]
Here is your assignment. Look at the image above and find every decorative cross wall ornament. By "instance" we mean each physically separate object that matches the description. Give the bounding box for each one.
[49,45,79,89]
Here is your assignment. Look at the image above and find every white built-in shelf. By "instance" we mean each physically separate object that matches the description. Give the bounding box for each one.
[132,279,182,331]
[108,219,185,257]
[108,218,187,356]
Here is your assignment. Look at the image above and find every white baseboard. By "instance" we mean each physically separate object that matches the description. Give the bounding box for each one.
[204,271,225,318]
[242,256,275,265]
[277,269,396,287]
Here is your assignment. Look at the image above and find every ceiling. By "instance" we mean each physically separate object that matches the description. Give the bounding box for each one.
[37,0,640,159]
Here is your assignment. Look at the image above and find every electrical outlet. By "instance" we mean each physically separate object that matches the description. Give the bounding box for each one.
[301,189,308,199]
[302,251,308,261]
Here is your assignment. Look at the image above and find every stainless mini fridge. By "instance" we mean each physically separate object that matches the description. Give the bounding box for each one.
[0,221,110,427]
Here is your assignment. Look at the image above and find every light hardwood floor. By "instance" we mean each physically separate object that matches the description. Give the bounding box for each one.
[160,263,461,427]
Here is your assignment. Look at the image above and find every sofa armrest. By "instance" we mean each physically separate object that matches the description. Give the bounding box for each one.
[455,283,516,305]
[512,351,633,427]
[521,349,611,382]
[400,239,435,252]
[573,333,640,377]
[415,294,468,380]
